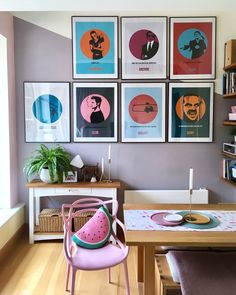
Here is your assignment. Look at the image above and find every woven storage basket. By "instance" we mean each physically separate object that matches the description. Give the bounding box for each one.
[39,208,95,232]
[39,208,66,232]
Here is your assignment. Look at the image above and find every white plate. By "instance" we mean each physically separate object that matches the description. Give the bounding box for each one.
[163,214,183,222]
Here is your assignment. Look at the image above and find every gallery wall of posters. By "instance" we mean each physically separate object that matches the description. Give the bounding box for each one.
[168,82,214,142]
[121,17,167,79]
[121,83,166,142]
[170,17,216,79]
[73,83,117,142]
[24,82,70,143]
[72,16,118,79]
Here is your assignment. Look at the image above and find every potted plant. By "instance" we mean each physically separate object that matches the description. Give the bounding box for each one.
[23,144,73,183]
[230,128,236,143]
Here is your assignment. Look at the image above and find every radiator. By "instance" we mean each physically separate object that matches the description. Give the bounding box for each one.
[124,189,208,204]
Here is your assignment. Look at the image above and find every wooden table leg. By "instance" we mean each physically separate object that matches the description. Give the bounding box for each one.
[143,245,155,295]
[137,246,144,282]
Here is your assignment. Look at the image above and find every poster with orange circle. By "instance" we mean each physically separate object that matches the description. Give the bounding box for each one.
[72,16,118,79]
[168,83,214,142]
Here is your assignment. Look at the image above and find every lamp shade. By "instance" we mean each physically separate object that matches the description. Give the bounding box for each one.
[70,154,84,169]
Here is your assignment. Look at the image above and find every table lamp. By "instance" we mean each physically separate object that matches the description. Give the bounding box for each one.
[70,154,84,169]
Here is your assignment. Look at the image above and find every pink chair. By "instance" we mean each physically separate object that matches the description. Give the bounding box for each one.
[62,198,130,295]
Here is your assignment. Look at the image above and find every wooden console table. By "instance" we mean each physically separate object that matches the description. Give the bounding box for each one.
[26,180,121,244]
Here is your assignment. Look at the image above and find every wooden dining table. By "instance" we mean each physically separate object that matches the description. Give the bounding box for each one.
[123,203,236,295]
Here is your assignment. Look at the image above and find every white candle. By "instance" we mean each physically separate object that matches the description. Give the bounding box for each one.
[189,168,193,190]
[108,144,111,160]
[101,158,104,174]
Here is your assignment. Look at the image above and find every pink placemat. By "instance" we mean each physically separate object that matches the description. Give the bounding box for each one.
[150,212,184,226]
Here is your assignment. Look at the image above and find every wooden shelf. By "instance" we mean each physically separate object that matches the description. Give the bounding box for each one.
[221,178,236,187]
[222,152,236,160]
[223,93,236,99]
[224,62,236,72]
[223,120,236,126]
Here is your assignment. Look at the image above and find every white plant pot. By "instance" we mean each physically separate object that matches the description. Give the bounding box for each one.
[40,168,58,183]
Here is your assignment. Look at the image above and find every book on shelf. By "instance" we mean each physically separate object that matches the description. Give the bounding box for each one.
[224,71,236,94]
[222,158,236,182]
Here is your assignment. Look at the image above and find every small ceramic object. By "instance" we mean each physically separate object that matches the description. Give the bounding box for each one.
[90,176,97,183]
[163,214,183,222]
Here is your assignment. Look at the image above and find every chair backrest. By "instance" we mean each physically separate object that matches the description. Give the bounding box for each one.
[62,198,119,262]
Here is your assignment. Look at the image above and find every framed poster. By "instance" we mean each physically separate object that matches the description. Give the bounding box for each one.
[72,16,118,79]
[170,17,216,79]
[168,82,214,142]
[24,82,70,143]
[73,83,117,142]
[121,16,167,79]
[121,83,166,142]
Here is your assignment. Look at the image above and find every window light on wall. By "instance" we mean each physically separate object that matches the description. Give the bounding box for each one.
[0,34,11,208]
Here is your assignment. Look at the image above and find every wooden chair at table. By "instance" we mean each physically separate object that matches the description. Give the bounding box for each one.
[62,197,130,295]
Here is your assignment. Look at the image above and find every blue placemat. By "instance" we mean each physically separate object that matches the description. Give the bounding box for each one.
[177,211,220,229]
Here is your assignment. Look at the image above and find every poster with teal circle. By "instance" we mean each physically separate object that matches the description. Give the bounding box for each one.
[24,82,70,142]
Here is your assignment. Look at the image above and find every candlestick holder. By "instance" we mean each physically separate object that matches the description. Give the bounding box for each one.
[184,189,210,224]
[184,189,196,222]
[100,159,112,183]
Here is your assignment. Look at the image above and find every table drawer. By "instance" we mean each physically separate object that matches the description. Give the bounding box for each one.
[34,188,56,197]
[54,188,92,195]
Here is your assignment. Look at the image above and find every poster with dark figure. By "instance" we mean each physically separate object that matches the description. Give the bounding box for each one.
[73,83,117,142]
[72,16,118,79]
[121,17,167,79]
[168,83,214,142]
[170,17,216,79]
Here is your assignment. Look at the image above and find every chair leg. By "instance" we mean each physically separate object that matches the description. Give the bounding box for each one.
[108,268,111,283]
[123,260,130,295]
[70,268,76,295]
[66,263,71,292]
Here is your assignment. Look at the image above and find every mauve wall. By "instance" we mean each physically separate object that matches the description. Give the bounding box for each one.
[14,17,235,220]
[0,12,18,207]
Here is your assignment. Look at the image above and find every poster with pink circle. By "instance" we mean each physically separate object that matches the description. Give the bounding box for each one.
[73,83,118,142]
[121,17,167,79]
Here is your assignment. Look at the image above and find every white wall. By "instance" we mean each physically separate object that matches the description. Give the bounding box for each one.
[0,0,235,12]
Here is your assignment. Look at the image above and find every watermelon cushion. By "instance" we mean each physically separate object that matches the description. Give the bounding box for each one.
[72,206,113,249]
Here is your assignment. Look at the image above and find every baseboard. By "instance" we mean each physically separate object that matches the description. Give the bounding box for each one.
[0,223,27,263]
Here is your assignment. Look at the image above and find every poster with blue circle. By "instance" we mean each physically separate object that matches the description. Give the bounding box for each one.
[24,82,70,142]
[121,83,166,142]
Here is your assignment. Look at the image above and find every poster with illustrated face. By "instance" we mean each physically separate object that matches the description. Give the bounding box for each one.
[121,83,166,142]
[121,17,167,79]
[24,82,70,142]
[72,16,118,79]
[73,83,117,142]
[170,17,216,79]
[168,83,214,142]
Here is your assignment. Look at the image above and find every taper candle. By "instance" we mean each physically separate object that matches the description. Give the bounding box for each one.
[101,157,104,174]
[189,168,193,190]
[108,144,111,160]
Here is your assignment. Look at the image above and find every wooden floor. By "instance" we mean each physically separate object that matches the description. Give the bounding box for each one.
[0,233,140,295]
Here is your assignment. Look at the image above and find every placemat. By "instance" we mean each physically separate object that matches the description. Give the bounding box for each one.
[177,211,220,229]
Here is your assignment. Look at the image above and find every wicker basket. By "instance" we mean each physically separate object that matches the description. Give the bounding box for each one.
[38,208,95,232]
[39,208,65,232]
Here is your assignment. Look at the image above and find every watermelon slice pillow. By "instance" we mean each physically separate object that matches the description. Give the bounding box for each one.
[72,206,113,249]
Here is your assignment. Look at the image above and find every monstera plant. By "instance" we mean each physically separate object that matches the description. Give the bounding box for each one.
[23,144,73,183]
